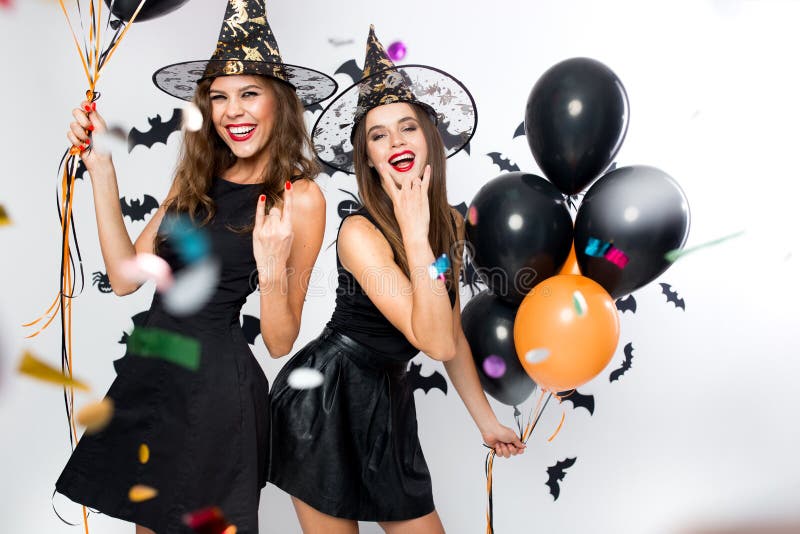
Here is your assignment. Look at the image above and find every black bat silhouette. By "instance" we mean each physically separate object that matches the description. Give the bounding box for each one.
[438,118,471,155]
[546,457,577,501]
[615,294,637,314]
[453,202,483,294]
[119,311,149,345]
[337,189,362,219]
[241,314,260,345]
[407,361,447,395]
[334,59,362,85]
[304,103,323,114]
[557,389,595,416]
[660,283,685,310]
[120,195,159,222]
[73,159,89,181]
[609,342,634,383]
[513,121,525,139]
[487,152,520,172]
[128,108,182,152]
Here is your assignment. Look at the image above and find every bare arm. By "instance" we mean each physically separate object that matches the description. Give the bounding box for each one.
[68,100,173,296]
[255,179,326,358]
[442,210,526,457]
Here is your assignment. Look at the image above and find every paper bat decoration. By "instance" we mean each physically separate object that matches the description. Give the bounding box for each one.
[557,389,595,416]
[304,103,323,114]
[120,195,159,222]
[513,121,525,139]
[609,342,634,383]
[407,361,447,395]
[546,457,576,501]
[337,189,362,219]
[486,152,520,172]
[615,294,637,314]
[119,311,150,345]
[453,201,483,294]
[241,314,260,345]
[74,159,89,181]
[128,108,182,152]
[438,118,471,155]
[334,59,362,85]
[660,283,685,310]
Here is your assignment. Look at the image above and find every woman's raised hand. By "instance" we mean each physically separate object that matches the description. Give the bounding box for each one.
[253,182,295,284]
[377,163,431,245]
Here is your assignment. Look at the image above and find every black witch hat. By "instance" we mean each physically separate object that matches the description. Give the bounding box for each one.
[312,25,477,174]
[152,0,336,106]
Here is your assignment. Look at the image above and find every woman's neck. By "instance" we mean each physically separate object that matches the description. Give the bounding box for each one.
[223,154,269,185]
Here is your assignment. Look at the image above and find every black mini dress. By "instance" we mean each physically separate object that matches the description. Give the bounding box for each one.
[268,207,455,521]
[55,177,269,534]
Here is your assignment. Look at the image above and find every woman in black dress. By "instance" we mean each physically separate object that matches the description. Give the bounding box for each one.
[54,2,336,533]
[269,26,525,533]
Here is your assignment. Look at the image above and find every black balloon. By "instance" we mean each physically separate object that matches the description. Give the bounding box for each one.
[525,57,629,195]
[104,0,191,23]
[574,165,690,298]
[462,291,536,407]
[465,172,573,304]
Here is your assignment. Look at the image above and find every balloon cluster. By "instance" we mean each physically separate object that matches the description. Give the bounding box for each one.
[465,57,690,398]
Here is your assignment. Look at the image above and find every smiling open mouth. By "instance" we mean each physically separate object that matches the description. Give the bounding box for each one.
[227,125,256,142]
[389,150,415,172]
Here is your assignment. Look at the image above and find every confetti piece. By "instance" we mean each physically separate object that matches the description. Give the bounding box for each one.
[127,327,201,371]
[139,444,150,464]
[572,291,587,316]
[76,398,114,433]
[120,253,174,292]
[17,351,90,391]
[161,215,211,264]
[92,126,129,157]
[467,205,478,225]
[386,41,407,61]
[482,355,506,379]
[287,368,324,390]
[664,230,745,262]
[162,258,221,316]
[183,506,236,533]
[427,254,451,281]
[0,204,11,226]
[129,485,158,502]
[181,102,204,132]
[525,348,550,364]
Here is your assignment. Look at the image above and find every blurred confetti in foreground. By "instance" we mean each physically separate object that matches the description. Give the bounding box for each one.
[127,327,201,371]
[17,351,90,391]
[120,253,175,292]
[183,506,237,534]
[162,258,221,316]
[387,41,407,61]
[76,398,114,433]
[287,368,324,390]
[128,484,158,502]
[139,443,150,464]
[665,230,745,262]
[482,355,507,379]
[181,102,204,132]
[0,204,11,226]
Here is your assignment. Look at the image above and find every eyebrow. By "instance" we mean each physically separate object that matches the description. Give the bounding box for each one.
[209,84,262,95]
[366,116,418,136]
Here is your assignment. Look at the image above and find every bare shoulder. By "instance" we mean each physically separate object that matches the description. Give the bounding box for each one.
[338,214,392,268]
[289,178,325,213]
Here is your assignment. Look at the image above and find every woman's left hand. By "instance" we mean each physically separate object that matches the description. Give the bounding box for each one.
[482,422,526,458]
[253,182,294,284]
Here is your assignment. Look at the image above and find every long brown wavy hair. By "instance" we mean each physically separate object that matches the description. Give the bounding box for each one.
[165,75,319,225]
[352,103,460,291]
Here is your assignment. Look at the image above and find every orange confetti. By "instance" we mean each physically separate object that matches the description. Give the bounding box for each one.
[76,398,114,433]
[17,350,90,391]
[223,526,238,534]
[128,484,158,502]
[0,204,11,226]
[139,444,150,464]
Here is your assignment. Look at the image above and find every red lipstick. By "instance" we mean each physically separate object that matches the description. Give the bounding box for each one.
[226,123,256,142]
[388,150,415,172]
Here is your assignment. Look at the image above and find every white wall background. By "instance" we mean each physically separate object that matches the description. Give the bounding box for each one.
[1,1,799,533]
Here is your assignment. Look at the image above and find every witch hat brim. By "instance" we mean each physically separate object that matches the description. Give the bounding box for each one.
[312,63,477,174]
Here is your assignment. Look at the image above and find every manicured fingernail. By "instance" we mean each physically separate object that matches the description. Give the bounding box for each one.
[87,124,95,132]
[285,181,291,190]
[91,102,97,111]
[259,194,266,202]
[84,105,91,112]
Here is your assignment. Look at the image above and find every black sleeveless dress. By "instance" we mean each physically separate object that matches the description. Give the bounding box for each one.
[56,177,269,534]
[268,207,455,522]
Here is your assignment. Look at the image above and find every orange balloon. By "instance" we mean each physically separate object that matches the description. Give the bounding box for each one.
[514,275,619,392]
[559,242,581,275]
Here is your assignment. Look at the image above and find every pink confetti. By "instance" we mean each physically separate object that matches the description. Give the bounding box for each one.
[387,41,407,61]
[120,253,174,292]
[482,355,506,379]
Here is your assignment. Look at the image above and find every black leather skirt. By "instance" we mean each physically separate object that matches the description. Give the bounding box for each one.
[268,327,434,521]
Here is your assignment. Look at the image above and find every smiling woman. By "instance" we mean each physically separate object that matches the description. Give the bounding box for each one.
[52,1,337,533]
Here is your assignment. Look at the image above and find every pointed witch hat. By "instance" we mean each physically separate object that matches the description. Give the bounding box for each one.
[312,25,477,174]
[152,0,336,106]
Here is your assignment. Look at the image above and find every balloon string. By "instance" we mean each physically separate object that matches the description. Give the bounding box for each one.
[547,411,566,442]
[57,0,92,87]
[485,391,552,533]
[96,0,147,81]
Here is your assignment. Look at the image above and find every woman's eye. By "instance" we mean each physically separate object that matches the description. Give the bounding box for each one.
[371,133,386,141]
[403,126,417,133]
[210,95,225,101]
